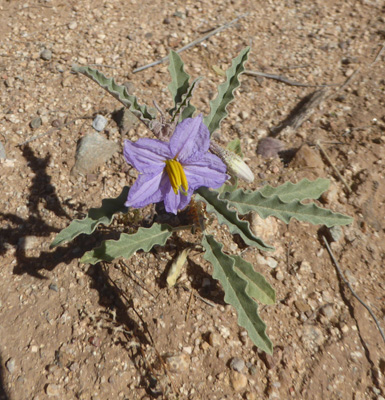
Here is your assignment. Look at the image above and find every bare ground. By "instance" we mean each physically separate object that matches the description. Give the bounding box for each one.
[1,0,385,399]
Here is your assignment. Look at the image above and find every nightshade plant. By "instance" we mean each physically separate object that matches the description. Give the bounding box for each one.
[51,48,353,354]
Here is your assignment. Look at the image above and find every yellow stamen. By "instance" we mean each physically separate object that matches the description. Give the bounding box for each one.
[165,159,188,195]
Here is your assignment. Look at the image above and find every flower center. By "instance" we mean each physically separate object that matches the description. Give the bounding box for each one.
[164,159,188,195]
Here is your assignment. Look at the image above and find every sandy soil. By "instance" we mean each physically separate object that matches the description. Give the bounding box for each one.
[1,0,385,399]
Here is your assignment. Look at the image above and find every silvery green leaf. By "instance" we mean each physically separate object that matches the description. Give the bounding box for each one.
[202,234,273,354]
[50,187,129,248]
[203,47,250,135]
[72,65,155,124]
[81,223,173,265]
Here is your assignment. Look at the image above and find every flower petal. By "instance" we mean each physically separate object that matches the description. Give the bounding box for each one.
[124,138,171,173]
[125,171,166,208]
[162,185,193,214]
[184,153,228,190]
[169,115,210,163]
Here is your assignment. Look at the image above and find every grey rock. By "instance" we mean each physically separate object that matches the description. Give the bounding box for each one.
[115,108,139,135]
[328,225,343,242]
[30,117,42,130]
[257,137,285,158]
[18,236,39,250]
[0,141,6,159]
[320,304,334,319]
[92,114,108,132]
[6,358,15,373]
[40,49,52,61]
[71,132,119,176]
[230,357,245,372]
[49,283,58,292]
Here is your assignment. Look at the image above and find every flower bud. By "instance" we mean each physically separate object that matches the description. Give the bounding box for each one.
[226,152,255,183]
[209,142,254,183]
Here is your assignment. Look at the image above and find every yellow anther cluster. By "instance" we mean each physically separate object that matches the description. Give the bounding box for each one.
[165,159,188,195]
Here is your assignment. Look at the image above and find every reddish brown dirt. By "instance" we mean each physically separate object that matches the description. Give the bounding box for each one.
[1,1,384,399]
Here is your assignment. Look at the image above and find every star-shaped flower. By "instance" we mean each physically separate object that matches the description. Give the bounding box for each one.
[123,115,228,214]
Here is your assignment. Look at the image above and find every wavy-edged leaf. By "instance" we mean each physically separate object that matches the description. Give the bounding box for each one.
[72,65,156,124]
[196,187,273,251]
[221,189,353,227]
[203,47,250,135]
[50,187,129,248]
[231,255,275,305]
[258,178,330,203]
[168,51,191,116]
[81,223,173,265]
[202,234,273,354]
[173,77,202,122]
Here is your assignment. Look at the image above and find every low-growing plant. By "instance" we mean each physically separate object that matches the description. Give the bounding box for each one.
[51,48,352,354]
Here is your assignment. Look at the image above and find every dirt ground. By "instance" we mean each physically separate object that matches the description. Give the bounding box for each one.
[1,0,385,399]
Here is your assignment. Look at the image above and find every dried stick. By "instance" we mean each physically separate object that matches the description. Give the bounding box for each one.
[322,236,385,345]
[133,13,248,73]
[371,43,385,66]
[244,69,337,88]
[120,260,157,299]
[316,140,352,193]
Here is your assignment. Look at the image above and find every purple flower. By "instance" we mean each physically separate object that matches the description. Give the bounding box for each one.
[124,115,228,214]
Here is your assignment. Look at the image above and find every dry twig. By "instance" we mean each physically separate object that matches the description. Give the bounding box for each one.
[133,13,248,73]
[244,69,337,88]
[322,236,385,345]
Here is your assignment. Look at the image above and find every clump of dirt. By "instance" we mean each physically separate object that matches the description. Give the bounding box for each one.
[1,1,384,399]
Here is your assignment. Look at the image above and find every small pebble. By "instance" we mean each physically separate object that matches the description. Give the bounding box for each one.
[291,144,324,172]
[30,117,42,130]
[49,283,58,292]
[51,119,61,128]
[46,383,60,397]
[350,351,363,363]
[328,225,343,242]
[40,49,52,61]
[18,236,39,250]
[275,270,284,281]
[299,261,312,274]
[230,357,245,372]
[0,141,6,159]
[265,257,278,269]
[230,370,247,391]
[163,353,189,373]
[208,332,220,347]
[6,358,15,373]
[239,110,249,120]
[31,345,38,353]
[92,114,108,132]
[319,304,334,319]
[68,21,77,30]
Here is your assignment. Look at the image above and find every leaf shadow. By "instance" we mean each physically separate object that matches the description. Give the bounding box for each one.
[185,256,226,306]
[1,144,90,278]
